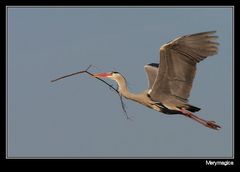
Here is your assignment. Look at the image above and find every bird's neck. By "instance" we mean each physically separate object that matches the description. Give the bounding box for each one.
[116,77,141,102]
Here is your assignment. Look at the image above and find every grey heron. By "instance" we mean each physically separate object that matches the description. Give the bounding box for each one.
[52,31,221,130]
[92,31,221,130]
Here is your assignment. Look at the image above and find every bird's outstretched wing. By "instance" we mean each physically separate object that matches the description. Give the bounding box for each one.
[149,31,219,103]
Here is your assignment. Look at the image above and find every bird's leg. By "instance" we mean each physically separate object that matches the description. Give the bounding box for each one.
[179,108,221,130]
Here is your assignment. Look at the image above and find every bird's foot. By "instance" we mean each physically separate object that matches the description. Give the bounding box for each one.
[205,121,221,130]
[179,108,221,130]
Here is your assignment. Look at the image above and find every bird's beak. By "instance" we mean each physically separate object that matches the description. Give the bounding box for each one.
[92,72,112,78]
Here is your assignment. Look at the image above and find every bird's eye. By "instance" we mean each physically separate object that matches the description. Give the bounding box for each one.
[111,71,119,74]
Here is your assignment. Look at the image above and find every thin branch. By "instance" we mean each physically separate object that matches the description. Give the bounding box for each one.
[119,94,132,120]
[51,70,86,82]
[85,71,119,94]
[51,65,92,82]
[51,65,119,94]
[51,65,133,120]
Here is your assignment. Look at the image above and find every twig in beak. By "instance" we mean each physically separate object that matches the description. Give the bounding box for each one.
[51,65,132,120]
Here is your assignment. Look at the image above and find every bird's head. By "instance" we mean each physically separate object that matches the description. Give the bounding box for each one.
[93,71,127,88]
[93,71,122,80]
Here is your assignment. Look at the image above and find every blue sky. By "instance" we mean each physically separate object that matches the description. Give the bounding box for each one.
[7,7,233,158]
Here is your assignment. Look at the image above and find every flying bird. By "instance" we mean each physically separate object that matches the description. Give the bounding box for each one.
[92,31,221,130]
[52,31,221,130]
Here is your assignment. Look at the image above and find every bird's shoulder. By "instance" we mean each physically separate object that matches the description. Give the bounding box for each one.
[159,36,182,52]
